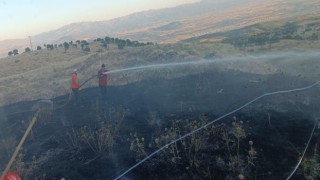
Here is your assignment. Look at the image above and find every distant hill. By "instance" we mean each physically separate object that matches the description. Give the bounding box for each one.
[151,22,183,31]
[1,0,319,57]
[31,0,252,41]
[183,19,320,43]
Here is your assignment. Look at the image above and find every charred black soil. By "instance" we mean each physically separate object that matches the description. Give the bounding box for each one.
[1,69,319,179]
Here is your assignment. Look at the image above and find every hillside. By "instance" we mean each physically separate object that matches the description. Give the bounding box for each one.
[0,41,239,105]
[1,16,320,179]
[1,41,320,179]
[1,0,320,57]
[183,18,320,54]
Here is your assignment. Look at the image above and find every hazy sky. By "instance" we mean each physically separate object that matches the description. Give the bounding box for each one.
[0,0,198,40]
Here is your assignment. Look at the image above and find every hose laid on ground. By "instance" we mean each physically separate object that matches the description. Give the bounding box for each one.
[113,80,320,180]
[286,118,319,180]
[41,74,98,110]
[1,74,98,179]
[6,74,98,117]
[52,74,98,110]
[0,110,41,180]
[53,74,98,110]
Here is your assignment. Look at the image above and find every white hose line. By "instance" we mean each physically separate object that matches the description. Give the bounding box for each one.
[114,80,320,180]
[286,118,318,180]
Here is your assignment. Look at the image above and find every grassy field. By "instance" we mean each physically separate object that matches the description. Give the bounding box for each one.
[0,39,240,105]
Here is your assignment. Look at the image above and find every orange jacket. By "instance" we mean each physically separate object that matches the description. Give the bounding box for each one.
[98,67,108,86]
[71,73,80,89]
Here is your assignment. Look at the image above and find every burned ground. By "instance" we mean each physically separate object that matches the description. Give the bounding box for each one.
[1,68,319,179]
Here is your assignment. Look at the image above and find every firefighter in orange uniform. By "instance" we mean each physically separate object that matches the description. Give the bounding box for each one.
[71,68,80,104]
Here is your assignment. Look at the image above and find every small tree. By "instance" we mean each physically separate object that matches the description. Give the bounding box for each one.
[37,46,42,50]
[13,49,19,55]
[46,44,53,50]
[8,51,13,56]
[25,47,31,53]
[80,40,88,45]
[126,39,132,46]
[81,43,85,50]
[104,37,111,44]
[63,42,70,53]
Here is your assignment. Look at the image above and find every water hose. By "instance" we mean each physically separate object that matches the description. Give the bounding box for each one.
[113,80,320,180]
[286,118,319,180]
[1,74,99,178]
[0,110,41,180]
[80,75,98,88]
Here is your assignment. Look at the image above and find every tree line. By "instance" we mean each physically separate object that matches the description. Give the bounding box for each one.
[93,36,153,49]
[8,36,154,56]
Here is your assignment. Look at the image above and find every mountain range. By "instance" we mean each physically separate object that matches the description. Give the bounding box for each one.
[0,0,319,57]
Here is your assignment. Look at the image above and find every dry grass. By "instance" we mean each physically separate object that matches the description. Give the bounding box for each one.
[0,42,239,105]
[10,150,38,179]
[0,38,318,106]
[129,116,258,179]
[0,44,106,104]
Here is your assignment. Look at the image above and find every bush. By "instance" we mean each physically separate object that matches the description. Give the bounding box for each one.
[66,124,114,155]
[13,49,19,55]
[300,153,320,179]
[65,107,126,156]
[63,42,70,53]
[24,47,31,53]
